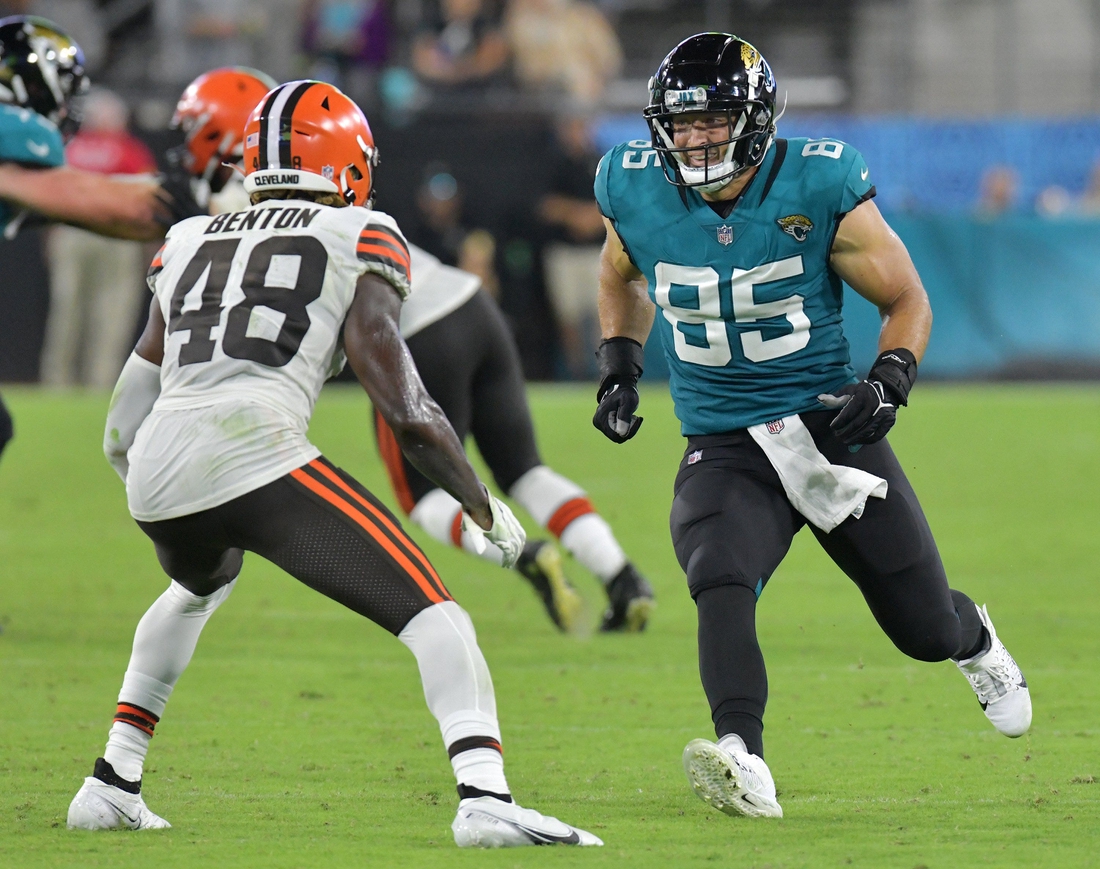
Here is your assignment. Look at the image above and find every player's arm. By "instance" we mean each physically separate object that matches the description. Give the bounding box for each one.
[821,198,926,445]
[593,216,654,443]
[343,272,525,563]
[0,163,193,241]
[103,300,165,481]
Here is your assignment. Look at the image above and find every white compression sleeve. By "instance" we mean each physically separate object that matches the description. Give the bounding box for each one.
[103,580,236,781]
[104,352,161,482]
[398,602,508,793]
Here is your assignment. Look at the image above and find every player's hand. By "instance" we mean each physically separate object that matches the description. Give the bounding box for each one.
[818,381,896,445]
[462,495,526,568]
[153,167,207,228]
[593,381,643,443]
[592,337,646,444]
[818,348,918,446]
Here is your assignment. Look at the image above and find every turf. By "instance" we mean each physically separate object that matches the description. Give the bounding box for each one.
[1,383,1098,868]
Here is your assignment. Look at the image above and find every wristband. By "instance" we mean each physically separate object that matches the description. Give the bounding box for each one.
[595,337,644,401]
[868,348,917,406]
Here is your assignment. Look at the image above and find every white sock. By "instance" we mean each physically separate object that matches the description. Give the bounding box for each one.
[102,580,236,782]
[560,513,628,583]
[718,733,748,756]
[410,488,505,566]
[510,466,627,582]
[398,602,509,795]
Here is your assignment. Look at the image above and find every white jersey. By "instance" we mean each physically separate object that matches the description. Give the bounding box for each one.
[400,244,482,338]
[127,199,412,521]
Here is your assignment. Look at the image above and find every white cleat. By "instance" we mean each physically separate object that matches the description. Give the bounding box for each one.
[955,604,1032,738]
[452,796,603,848]
[682,738,783,818]
[67,777,171,831]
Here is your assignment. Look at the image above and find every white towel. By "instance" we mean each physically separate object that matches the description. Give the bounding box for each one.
[747,414,888,533]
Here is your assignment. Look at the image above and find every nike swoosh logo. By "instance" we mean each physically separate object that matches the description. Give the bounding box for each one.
[26,139,51,158]
[861,167,869,181]
[509,820,581,845]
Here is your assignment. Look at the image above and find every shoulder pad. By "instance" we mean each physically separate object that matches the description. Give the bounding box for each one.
[0,104,64,167]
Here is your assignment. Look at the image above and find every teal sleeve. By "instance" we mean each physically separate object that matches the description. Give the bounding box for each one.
[0,106,65,167]
[838,145,874,215]
[594,147,616,220]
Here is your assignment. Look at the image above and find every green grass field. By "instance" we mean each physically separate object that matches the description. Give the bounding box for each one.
[1,383,1098,868]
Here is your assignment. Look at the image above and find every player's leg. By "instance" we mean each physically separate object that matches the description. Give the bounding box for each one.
[68,514,242,830]
[394,293,587,630]
[0,391,13,460]
[460,290,653,630]
[670,442,799,817]
[804,411,1031,737]
[234,458,600,846]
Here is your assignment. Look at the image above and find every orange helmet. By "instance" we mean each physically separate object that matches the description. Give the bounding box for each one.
[172,66,277,182]
[242,80,379,207]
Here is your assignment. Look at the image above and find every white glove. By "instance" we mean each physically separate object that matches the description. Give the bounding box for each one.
[461,495,526,568]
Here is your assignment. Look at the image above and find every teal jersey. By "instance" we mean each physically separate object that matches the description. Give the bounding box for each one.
[595,136,875,435]
[0,103,65,234]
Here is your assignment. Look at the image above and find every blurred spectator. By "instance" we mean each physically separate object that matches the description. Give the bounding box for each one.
[156,0,269,87]
[301,0,390,102]
[505,0,622,108]
[537,113,603,378]
[39,89,156,389]
[1035,185,1073,218]
[408,163,500,295]
[411,0,509,88]
[975,165,1018,217]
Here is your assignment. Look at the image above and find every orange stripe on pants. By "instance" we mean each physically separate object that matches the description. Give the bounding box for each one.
[305,460,451,600]
[289,468,446,605]
[375,410,417,514]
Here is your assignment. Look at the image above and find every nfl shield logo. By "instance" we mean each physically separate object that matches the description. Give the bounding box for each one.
[765,419,785,434]
[717,225,733,246]
[322,164,335,181]
[688,449,703,464]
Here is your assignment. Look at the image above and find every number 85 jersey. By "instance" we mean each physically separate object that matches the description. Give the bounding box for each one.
[129,200,410,522]
[595,136,874,436]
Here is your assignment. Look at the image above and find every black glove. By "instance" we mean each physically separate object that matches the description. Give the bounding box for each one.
[153,166,208,229]
[818,348,918,445]
[593,337,645,444]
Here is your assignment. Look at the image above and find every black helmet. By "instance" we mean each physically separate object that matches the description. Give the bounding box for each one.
[0,16,88,134]
[643,33,778,193]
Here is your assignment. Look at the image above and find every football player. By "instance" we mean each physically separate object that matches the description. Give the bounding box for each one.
[65,80,601,848]
[0,15,201,242]
[593,34,1031,817]
[376,243,655,633]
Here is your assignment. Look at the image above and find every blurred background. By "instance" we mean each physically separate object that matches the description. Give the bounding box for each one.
[3,0,1100,386]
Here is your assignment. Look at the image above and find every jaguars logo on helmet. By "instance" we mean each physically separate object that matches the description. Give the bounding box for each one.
[0,15,87,137]
[643,33,780,195]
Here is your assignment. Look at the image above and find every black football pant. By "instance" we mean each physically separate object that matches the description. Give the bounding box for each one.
[670,410,986,758]
[0,391,13,460]
[136,456,452,635]
[373,289,542,513]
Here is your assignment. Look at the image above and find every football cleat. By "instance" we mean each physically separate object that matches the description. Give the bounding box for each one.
[452,796,603,848]
[515,541,585,633]
[600,562,654,632]
[955,604,1032,737]
[67,775,170,831]
[682,738,783,818]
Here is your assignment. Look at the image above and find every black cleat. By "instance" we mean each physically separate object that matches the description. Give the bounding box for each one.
[600,562,654,632]
[515,541,584,633]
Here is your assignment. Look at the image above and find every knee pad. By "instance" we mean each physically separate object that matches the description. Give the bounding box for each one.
[685,544,761,600]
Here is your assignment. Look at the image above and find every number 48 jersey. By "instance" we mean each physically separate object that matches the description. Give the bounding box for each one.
[595,137,874,436]
[128,200,411,522]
